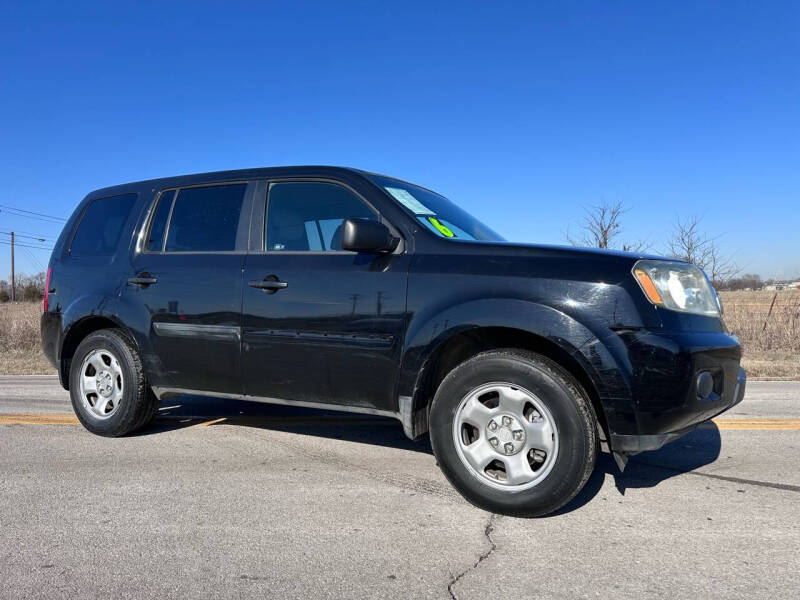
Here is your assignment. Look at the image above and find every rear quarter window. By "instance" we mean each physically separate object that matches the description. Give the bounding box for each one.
[70,193,137,256]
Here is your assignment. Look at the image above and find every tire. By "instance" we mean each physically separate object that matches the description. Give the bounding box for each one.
[429,349,597,517]
[132,387,161,432]
[69,328,159,437]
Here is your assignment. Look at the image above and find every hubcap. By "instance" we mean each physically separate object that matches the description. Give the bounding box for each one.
[486,414,526,455]
[78,349,124,419]
[452,382,559,490]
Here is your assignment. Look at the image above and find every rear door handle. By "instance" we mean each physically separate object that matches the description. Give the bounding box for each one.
[248,277,288,293]
[128,276,158,287]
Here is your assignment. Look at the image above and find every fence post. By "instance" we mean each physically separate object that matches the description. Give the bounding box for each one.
[762,292,778,332]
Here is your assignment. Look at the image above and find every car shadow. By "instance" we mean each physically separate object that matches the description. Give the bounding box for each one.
[136,394,433,454]
[137,395,723,514]
[554,423,722,515]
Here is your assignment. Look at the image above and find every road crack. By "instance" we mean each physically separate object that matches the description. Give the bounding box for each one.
[448,513,498,600]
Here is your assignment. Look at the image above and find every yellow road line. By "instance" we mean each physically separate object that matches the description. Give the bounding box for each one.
[714,418,800,424]
[197,417,228,427]
[0,413,80,425]
[713,418,800,430]
[714,422,800,430]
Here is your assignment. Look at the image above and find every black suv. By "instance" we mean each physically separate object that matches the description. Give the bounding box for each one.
[41,166,746,516]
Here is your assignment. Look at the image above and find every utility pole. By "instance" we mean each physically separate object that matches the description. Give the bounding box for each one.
[9,231,14,302]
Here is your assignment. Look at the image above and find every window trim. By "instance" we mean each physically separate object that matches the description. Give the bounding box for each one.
[68,192,139,257]
[141,189,176,253]
[139,181,252,255]
[257,177,402,255]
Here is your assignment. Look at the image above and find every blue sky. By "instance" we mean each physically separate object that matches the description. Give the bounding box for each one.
[1,1,798,280]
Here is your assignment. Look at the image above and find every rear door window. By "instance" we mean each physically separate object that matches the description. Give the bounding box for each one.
[70,193,137,256]
[163,184,247,252]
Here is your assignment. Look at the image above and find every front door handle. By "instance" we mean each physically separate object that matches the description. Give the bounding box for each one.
[248,277,288,293]
[128,275,158,287]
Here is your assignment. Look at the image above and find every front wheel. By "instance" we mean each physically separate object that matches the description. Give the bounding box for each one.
[69,328,159,437]
[429,349,597,517]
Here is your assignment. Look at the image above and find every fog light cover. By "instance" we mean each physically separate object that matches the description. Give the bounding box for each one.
[696,371,715,400]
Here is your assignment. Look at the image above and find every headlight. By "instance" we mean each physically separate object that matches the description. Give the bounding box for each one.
[632,260,720,316]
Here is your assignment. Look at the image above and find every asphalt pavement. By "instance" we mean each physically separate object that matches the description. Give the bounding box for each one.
[1,376,798,599]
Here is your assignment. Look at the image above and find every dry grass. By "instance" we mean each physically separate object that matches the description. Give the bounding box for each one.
[1,291,799,379]
[0,302,56,375]
[720,290,800,379]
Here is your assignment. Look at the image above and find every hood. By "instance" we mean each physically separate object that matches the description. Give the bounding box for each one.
[445,239,685,264]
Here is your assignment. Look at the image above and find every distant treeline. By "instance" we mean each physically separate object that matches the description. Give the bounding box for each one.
[715,274,799,291]
[0,271,45,302]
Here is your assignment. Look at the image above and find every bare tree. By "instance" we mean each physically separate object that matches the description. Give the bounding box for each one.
[706,243,740,286]
[3,271,46,301]
[30,271,45,290]
[667,216,739,286]
[566,199,649,251]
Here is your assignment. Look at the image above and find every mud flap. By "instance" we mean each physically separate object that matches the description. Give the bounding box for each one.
[613,451,629,472]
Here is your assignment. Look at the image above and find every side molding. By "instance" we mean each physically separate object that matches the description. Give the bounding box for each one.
[153,323,241,341]
[151,386,401,421]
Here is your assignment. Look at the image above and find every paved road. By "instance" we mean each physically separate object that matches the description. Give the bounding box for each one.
[1,377,799,599]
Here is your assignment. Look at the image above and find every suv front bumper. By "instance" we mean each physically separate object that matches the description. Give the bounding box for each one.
[611,366,746,453]
[608,329,746,454]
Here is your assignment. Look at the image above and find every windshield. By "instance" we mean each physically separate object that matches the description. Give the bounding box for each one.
[369,175,504,242]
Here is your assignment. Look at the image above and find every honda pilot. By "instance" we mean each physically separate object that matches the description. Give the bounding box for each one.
[41,166,746,516]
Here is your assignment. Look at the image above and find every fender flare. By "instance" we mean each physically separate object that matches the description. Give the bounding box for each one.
[396,298,634,439]
[59,294,153,386]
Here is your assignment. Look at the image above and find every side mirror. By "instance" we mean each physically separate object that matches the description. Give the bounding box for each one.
[341,218,399,254]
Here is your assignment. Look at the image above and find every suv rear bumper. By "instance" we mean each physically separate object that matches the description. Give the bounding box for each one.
[607,329,746,454]
[41,311,61,368]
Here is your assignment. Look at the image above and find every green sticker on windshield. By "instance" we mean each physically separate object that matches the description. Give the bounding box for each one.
[428,217,455,238]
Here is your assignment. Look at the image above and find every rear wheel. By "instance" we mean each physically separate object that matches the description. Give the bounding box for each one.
[429,349,596,517]
[69,329,159,436]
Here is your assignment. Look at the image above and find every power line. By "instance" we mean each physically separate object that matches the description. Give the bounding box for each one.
[15,246,45,272]
[0,228,55,237]
[0,230,51,242]
[0,210,66,224]
[21,246,46,271]
[0,204,66,223]
[0,204,66,221]
[3,227,61,238]
[0,240,54,251]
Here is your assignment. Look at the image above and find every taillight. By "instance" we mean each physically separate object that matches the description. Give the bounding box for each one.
[43,267,51,312]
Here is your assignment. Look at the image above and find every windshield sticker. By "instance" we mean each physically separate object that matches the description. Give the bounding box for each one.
[385,187,434,215]
[427,217,455,238]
